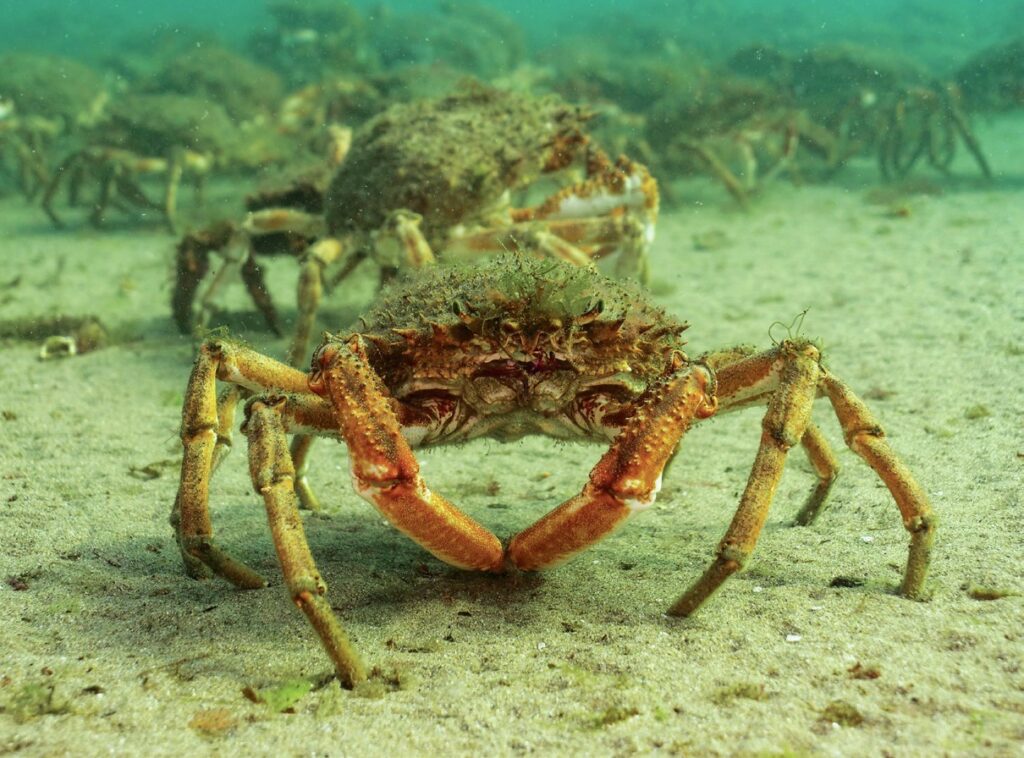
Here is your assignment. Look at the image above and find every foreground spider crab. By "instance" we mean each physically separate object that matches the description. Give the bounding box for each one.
[173,87,659,366]
[172,255,935,687]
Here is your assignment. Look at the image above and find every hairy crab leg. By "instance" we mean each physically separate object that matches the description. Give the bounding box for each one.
[669,343,822,616]
[239,254,282,336]
[288,237,346,368]
[703,345,840,524]
[820,373,936,598]
[172,223,230,334]
[669,341,935,616]
[316,336,504,571]
[793,422,841,526]
[244,397,366,688]
[507,363,717,570]
[289,433,321,512]
[174,340,311,588]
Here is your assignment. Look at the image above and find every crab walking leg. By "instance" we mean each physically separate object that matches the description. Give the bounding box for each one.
[239,254,283,336]
[946,96,993,179]
[244,398,366,688]
[508,364,718,570]
[171,384,244,579]
[318,337,504,571]
[163,150,184,233]
[172,223,230,333]
[704,344,840,524]
[669,343,822,617]
[793,422,840,526]
[290,434,322,512]
[42,150,85,226]
[820,373,935,599]
[89,165,117,226]
[288,237,346,367]
[374,210,436,270]
[174,340,310,587]
[676,139,751,209]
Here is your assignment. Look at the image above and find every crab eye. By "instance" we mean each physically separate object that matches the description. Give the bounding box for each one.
[578,299,604,323]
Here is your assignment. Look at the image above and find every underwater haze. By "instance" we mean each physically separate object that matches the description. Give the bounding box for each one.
[3,0,1021,70]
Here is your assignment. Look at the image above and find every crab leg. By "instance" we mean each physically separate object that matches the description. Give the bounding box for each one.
[668,341,935,616]
[239,254,283,336]
[41,150,87,226]
[288,237,346,367]
[162,151,184,232]
[244,397,366,688]
[316,336,504,571]
[819,373,935,598]
[507,363,717,570]
[174,340,311,588]
[669,343,822,616]
[172,222,232,334]
[703,344,840,525]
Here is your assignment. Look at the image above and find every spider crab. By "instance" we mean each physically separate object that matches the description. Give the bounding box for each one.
[172,255,935,687]
[728,44,992,183]
[42,94,234,232]
[172,87,659,366]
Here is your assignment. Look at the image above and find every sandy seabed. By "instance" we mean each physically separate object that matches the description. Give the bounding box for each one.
[1,115,1022,757]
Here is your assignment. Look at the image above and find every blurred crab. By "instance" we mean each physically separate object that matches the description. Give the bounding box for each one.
[728,44,992,182]
[0,102,59,198]
[42,94,236,232]
[173,87,660,366]
[672,106,840,207]
[876,82,991,180]
[646,72,840,206]
[0,53,107,198]
[956,36,1024,113]
[171,255,935,687]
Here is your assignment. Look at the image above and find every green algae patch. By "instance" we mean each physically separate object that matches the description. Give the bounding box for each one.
[965,583,1015,601]
[1,682,70,723]
[242,678,314,713]
[591,704,640,728]
[710,681,769,705]
[353,665,418,699]
[819,700,864,727]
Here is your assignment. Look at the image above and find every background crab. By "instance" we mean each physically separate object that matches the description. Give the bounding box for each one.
[173,87,660,366]
[0,53,107,199]
[41,94,236,232]
[172,255,935,688]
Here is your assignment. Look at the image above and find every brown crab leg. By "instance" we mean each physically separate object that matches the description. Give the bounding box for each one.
[507,364,717,570]
[677,139,751,208]
[240,254,283,336]
[317,336,504,571]
[172,223,230,333]
[820,373,935,598]
[288,237,346,368]
[703,345,840,525]
[174,340,311,588]
[89,165,117,226]
[793,422,840,526]
[244,397,366,688]
[163,150,184,233]
[669,342,935,615]
[41,150,86,227]
[669,342,822,616]
[946,97,993,179]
